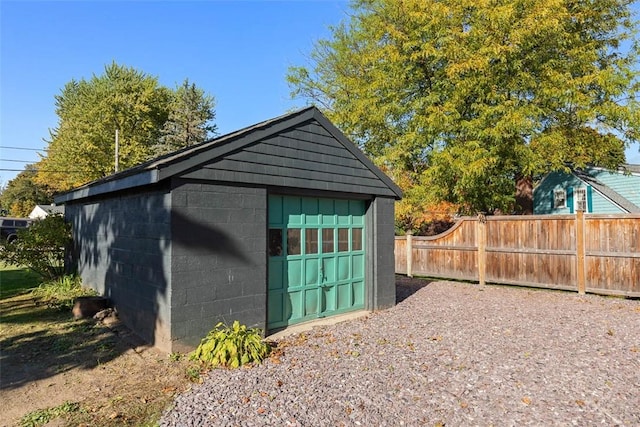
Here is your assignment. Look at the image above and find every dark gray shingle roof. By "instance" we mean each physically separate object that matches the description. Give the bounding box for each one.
[55,107,402,203]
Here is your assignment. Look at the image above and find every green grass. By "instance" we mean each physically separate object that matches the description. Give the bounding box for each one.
[19,401,83,427]
[31,275,97,309]
[0,263,43,299]
[1,264,192,427]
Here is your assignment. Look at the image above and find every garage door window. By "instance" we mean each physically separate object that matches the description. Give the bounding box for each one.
[338,228,349,252]
[352,228,363,251]
[322,228,334,253]
[305,229,318,254]
[287,229,301,255]
[269,229,283,256]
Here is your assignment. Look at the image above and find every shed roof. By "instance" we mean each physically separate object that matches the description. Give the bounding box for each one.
[35,204,64,213]
[55,107,402,204]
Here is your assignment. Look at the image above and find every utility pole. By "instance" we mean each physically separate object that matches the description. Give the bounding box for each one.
[115,128,119,173]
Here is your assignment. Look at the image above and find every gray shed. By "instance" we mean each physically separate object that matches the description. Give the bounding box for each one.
[55,107,402,352]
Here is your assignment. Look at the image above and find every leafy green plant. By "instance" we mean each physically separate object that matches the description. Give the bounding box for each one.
[20,401,82,427]
[31,275,96,309]
[190,321,271,368]
[169,351,184,362]
[185,364,203,383]
[0,214,71,280]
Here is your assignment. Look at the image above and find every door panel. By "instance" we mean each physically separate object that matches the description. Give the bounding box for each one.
[338,255,350,281]
[337,284,352,310]
[304,290,318,315]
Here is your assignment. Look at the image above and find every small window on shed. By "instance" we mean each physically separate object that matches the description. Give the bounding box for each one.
[553,189,566,208]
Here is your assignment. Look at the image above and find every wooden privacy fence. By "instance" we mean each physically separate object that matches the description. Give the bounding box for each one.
[395,212,640,297]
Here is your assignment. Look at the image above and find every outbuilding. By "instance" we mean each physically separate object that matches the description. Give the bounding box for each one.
[55,107,402,352]
[29,204,65,220]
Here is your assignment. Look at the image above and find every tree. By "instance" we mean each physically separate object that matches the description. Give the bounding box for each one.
[36,62,171,191]
[288,0,639,215]
[35,63,217,192]
[0,164,54,217]
[155,79,217,155]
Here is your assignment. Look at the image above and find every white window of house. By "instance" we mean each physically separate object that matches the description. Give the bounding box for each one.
[574,187,587,212]
[553,189,566,208]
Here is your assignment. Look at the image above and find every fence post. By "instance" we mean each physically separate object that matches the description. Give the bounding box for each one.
[477,214,486,286]
[406,231,413,278]
[576,210,586,295]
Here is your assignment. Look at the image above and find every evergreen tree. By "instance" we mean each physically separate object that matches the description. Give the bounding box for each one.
[156,79,217,155]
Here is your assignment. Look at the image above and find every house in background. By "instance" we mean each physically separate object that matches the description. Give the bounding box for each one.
[533,165,640,214]
[28,204,65,220]
[54,107,402,353]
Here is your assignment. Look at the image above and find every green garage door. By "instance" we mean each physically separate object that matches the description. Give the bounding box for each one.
[268,195,366,330]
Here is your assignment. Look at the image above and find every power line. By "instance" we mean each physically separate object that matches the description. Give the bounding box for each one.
[0,146,48,151]
[0,168,87,173]
[0,159,34,163]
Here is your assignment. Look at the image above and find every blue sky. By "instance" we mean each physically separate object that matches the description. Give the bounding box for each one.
[0,0,349,185]
[1,0,639,187]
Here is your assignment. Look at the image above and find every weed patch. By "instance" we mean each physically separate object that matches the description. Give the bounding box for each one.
[19,401,82,427]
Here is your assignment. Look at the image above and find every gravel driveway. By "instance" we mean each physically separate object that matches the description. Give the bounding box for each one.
[161,278,640,426]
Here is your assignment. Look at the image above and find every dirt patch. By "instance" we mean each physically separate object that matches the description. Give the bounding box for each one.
[0,293,193,427]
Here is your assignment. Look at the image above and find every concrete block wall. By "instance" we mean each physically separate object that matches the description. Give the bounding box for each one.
[170,179,267,351]
[66,187,173,351]
[367,197,396,310]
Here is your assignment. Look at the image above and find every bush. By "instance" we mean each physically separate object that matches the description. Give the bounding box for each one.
[190,321,271,368]
[0,214,71,280]
[31,275,96,309]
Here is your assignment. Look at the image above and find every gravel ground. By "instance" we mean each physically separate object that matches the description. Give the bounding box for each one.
[162,278,640,426]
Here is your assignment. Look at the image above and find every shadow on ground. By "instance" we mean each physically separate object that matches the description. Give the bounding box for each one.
[396,275,433,303]
[0,294,132,391]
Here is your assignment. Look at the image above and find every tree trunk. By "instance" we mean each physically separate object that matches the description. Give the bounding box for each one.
[515,174,533,215]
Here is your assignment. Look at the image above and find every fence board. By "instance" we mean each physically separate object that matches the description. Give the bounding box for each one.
[396,213,640,298]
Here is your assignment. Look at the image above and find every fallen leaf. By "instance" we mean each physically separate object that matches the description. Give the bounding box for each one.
[521,396,531,405]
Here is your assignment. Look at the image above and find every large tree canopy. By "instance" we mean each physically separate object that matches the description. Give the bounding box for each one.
[36,62,216,192]
[288,0,640,216]
[0,164,54,217]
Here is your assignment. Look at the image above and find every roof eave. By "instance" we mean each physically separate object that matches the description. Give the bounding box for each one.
[54,169,159,204]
